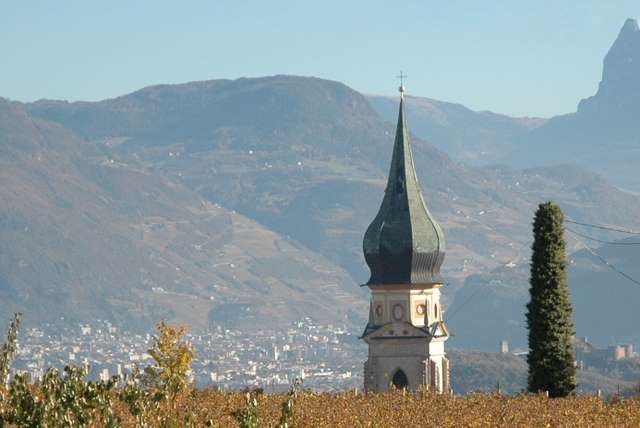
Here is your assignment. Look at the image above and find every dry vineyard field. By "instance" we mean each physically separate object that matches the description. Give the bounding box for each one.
[111,389,640,427]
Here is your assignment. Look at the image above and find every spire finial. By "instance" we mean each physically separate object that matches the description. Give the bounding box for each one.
[396,71,407,98]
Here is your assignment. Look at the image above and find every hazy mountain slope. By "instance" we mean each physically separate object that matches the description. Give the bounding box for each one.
[569,236,640,347]
[27,76,521,285]
[449,349,637,395]
[449,216,640,351]
[27,76,384,157]
[368,95,545,165]
[0,98,364,331]
[506,18,640,191]
[19,75,640,348]
[27,76,640,283]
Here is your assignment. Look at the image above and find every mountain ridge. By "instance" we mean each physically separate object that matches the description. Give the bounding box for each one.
[367,94,545,165]
[8,74,640,350]
[0,97,365,332]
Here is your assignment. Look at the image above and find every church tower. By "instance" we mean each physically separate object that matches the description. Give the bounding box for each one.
[361,81,450,393]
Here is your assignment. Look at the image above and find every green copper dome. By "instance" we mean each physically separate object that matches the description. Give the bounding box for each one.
[363,96,445,284]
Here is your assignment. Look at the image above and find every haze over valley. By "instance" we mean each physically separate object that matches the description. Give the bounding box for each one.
[2,6,640,396]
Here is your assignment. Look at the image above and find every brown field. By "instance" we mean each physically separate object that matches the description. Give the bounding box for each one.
[114,389,640,427]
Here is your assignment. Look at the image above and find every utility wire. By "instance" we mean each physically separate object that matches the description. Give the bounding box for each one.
[566,228,640,287]
[445,218,640,321]
[447,223,640,322]
[565,219,640,235]
[565,227,640,246]
[445,240,531,323]
[444,284,487,323]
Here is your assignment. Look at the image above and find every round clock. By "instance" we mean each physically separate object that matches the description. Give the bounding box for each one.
[392,304,404,321]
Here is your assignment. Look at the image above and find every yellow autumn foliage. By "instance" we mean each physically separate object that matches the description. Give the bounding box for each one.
[145,321,195,399]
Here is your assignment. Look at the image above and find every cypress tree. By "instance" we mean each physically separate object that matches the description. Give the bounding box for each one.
[526,202,576,397]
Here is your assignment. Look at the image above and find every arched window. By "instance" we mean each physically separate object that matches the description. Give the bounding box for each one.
[434,303,438,319]
[392,369,408,389]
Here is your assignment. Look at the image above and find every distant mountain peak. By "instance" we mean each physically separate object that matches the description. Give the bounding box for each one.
[507,17,640,191]
[601,18,640,88]
[621,17,639,33]
[577,18,640,115]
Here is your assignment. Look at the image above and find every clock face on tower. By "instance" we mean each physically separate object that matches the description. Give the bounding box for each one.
[392,304,404,321]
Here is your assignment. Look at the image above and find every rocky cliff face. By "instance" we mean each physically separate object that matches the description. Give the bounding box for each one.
[578,18,640,119]
[505,18,640,191]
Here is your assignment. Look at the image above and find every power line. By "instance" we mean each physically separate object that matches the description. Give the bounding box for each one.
[444,284,487,323]
[445,239,532,323]
[565,219,640,235]
[447,224,640,322]
[566,229,640,288]
[444,217,640,321]
[565,227,640,246]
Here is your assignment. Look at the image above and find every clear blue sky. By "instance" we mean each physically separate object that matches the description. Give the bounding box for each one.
[2,1,638,117]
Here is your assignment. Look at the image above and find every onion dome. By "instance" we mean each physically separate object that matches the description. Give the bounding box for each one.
[363,91,445,284]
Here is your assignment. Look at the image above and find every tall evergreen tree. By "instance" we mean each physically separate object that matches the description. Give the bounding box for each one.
[526,202,576,397]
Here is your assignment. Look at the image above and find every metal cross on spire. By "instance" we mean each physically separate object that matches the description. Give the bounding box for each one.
[396,71,407,97]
